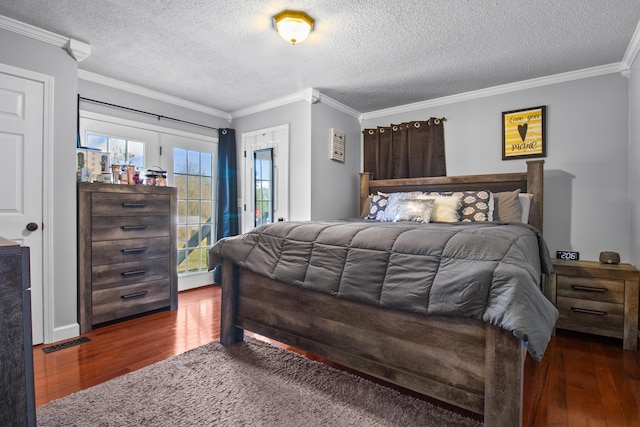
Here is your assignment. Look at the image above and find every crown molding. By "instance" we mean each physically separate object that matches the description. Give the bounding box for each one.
[0,14,66,46]
[360,63,627,120]
[316,92,361,119]
[230,90,311,119]
[78,69,232,121]
[64,39,92,62]
[231,88,361,119]
[622,19,640,69]
[0,15,92,63]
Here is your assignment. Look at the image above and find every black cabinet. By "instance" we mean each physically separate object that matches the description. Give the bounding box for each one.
[0,237,35,426]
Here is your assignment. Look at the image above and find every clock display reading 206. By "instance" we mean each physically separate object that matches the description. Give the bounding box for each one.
[556,251,579,260]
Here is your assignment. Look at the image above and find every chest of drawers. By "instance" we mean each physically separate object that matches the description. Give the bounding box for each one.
[544,259,639,351]
[78,183,178,333]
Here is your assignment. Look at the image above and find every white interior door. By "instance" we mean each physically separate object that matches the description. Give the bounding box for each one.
[161,132,217,291]
[0,71,44,344]
[242,124,289,233]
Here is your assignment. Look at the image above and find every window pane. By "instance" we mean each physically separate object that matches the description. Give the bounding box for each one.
[188,175,201,199]
[187,225,199,248]
[201,201,212,223]
[177,249,187,274]
[177,200,187,224]
[109,138,127,164]
[175,174,187,199]
[200,223,213,246]
[177,225,187,249]
[188,150,200,175]
[201,177,212,199]
[201,152,212,177]
[87,134,108,151]
[174,148,187,174]
[188,201,200,221]
[127,140,145,169]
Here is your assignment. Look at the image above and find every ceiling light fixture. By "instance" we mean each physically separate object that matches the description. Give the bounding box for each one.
[273,10,314,45]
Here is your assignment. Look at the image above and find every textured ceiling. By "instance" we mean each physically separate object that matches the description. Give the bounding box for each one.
[1,0,639,114]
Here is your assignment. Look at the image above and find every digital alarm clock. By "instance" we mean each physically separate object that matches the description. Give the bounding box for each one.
[556,250,579,260]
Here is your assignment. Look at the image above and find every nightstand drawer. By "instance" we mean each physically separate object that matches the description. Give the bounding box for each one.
[91,279,171,325]
[556,275,624,304]
[92,193,170,216]
[556,296,624,333]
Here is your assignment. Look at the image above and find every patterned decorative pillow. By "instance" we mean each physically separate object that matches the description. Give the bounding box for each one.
[425,190,493,222]
[367,193,388,220]
[381,191,424,222]
[393,199,434,223]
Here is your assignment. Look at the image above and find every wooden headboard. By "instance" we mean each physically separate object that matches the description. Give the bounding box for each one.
[360,160,544,232]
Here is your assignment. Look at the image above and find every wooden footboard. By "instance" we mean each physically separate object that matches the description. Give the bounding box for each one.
[220,261,525,426]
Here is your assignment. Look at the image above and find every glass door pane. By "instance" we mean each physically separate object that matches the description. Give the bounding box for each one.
[254,148,273,227]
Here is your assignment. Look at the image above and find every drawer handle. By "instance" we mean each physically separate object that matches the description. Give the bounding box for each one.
[571,307,607,316]
[121,225,148,231]
[121,269,147,277]
[121,247,148,254]
[122,203,147,208]
[121,291,148,300]
[571,285,607,293]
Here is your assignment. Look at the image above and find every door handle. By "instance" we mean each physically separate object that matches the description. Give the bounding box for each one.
[26,222,38,232]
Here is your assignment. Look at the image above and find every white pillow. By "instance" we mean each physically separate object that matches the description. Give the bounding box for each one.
[418,195,462,222]
[518,193,534,223]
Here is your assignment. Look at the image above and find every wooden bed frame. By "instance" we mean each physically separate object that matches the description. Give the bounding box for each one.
[220,160,545,426]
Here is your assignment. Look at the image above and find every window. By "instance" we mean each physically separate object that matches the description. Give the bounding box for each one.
[86,133,145,170]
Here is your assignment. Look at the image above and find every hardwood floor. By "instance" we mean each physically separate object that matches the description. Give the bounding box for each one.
[33,286,640,426]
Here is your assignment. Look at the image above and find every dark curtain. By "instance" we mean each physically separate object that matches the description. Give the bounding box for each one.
[213,128,239,285]
[362,117,446,179]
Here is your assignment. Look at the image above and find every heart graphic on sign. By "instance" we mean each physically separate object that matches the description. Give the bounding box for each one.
[518,123,528,141]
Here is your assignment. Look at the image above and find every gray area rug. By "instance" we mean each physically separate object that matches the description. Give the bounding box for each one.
[37,338,483,426]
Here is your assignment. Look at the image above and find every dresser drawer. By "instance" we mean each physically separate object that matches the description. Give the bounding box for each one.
[92,215,171,241]
[556,296,624,337]
[91,279,171,325]
[556,275,624,304]
[92,258,171,289]
[92,237,171,266]
[91,193,170,216]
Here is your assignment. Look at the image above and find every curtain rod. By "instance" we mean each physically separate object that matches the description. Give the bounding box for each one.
[78,95,220,131]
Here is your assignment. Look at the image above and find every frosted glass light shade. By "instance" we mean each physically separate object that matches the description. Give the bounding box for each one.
[273,10,314,45]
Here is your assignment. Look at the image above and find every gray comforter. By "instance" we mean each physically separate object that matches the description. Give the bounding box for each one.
[209,220,559,361]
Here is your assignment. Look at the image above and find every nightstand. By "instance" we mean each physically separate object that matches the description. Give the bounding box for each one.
[544,259,639,351]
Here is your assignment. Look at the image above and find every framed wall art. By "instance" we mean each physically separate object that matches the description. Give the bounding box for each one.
[502,105,546,160]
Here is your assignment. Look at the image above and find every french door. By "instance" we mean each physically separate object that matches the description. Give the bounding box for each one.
[161,133,217,291]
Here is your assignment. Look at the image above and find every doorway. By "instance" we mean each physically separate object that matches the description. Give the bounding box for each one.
[161,133,217,291]
[0,66,50,345]
[242,124,289,232]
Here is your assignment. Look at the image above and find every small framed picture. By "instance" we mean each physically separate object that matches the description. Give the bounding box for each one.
[502,106,546,160]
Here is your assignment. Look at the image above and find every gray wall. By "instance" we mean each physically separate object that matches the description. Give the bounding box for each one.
[362,73,631,264]
[309,102,361,220]
[0,28,79,341]
[232,101,312,223]
[630,58,640,268]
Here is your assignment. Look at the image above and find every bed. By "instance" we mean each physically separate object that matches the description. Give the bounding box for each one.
[211,159,557,426]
